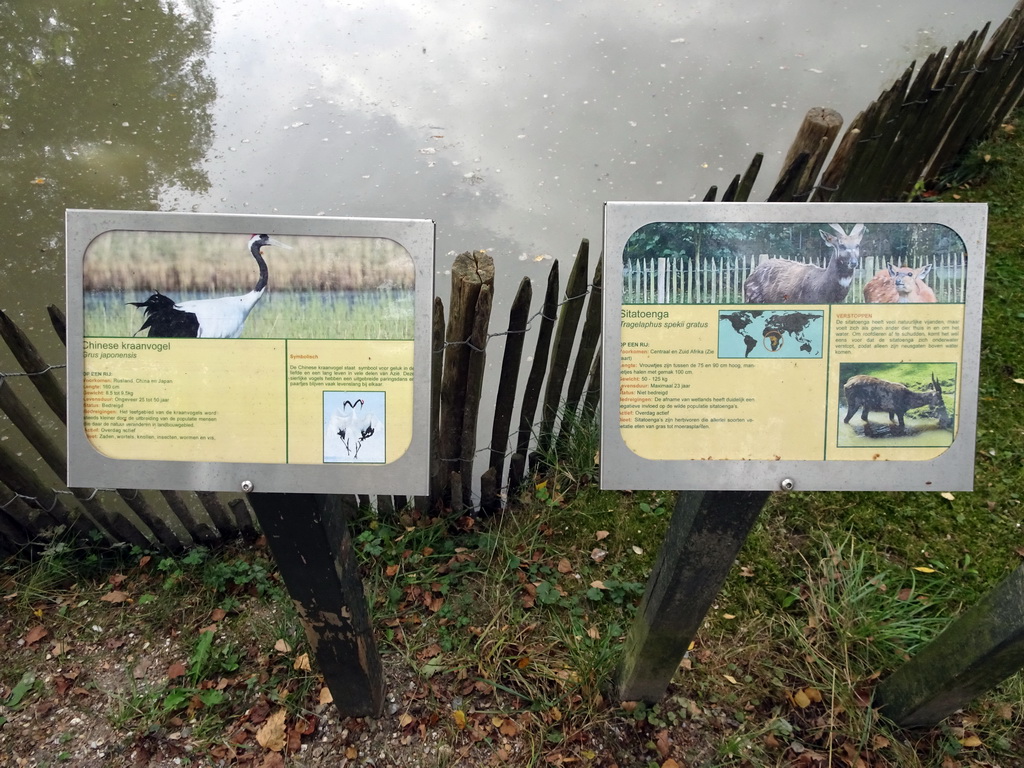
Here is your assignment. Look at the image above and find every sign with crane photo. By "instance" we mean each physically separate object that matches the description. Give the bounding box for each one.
[600,202,987,492]
[66,210,434,494]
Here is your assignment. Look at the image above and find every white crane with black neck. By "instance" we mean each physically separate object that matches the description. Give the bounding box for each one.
[130,234,290,338]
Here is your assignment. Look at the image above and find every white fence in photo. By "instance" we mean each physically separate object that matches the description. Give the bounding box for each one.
[622,251,967,305]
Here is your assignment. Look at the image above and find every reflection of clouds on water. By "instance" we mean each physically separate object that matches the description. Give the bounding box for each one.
[177,0,1015,270]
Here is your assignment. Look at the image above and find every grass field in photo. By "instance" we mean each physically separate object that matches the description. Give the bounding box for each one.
[85,289,415,340]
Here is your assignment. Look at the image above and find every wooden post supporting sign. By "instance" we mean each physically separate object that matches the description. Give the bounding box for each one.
[875,564,1024,728]
[248,493,384,717]
[616,490,770,704]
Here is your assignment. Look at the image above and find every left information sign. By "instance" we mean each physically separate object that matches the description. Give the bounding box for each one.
[66,210,434,494]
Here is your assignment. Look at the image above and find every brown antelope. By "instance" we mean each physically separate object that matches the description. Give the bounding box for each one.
[843,373,949,429]
[744,223,865,304]
[863,263,937,303]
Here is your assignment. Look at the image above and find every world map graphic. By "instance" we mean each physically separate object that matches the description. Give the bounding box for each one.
[718,310,823,359]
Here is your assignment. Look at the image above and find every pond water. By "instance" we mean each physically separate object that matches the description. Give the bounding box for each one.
[0,0,1016,451]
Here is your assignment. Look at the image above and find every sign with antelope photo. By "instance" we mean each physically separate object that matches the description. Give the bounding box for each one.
[66,210,435,494]
[601,202,986,492]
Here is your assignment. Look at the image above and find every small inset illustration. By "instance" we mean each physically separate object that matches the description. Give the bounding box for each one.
[718,310,823,359]
[323,391,386,463]
[837,363,955,447]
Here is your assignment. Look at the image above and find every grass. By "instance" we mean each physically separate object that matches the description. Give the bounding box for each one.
[4,122,1024,766]
[85,288,416,339]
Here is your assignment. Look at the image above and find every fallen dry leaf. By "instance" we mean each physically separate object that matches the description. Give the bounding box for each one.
[912,566,938,573]
[940,492,955,501]
[959,735,983,747]
[453,709,467,730]
[590,580,606,590]
[662,759,682,768]
[166,662,187,679]
[319,686,333,705]
[256,708,287,751]
[100,590,129,604]
[631,545,644,555]
[260,751,285,768]
[655,729,671,759]
[293,653,311,671]
[590,548,608,563]
[211,608,227,622]
[274,638,292,654]
[557,558,573,574]
[24,625,48,646]
[595,530,610,541]
[133,658,152,679]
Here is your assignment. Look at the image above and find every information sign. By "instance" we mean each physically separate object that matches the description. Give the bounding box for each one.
[66,210,434,494]
[601,202,986,491]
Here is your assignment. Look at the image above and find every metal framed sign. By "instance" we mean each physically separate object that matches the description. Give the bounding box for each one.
[67,210,434,494]
[601,202,987,492]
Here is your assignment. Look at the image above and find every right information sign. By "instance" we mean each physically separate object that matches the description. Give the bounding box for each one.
[601,203,987,492]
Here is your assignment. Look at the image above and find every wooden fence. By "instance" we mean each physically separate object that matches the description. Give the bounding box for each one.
[623,251,967,305]
[0,245,602,552]
[5,0,1024,551]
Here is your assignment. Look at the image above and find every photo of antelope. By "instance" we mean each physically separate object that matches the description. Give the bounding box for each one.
[744,224,865,304]
[862,263,938,303]
[837,363,955,446]
[620,221,967,305]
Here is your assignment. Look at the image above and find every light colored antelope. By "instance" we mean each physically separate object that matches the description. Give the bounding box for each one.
[744,224,865,304]
[843,372,949,429]
[863,263,937,303]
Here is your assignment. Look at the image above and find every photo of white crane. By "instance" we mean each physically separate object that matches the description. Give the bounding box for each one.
[82,230,416,341]
[323,392,386,463]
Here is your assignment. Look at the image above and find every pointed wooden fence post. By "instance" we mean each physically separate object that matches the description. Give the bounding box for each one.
[248,492,384,717]
[617,490,770,703]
